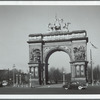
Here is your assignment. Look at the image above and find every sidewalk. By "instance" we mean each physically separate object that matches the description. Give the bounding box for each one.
[37,84,63,88]
[5,83,63,88]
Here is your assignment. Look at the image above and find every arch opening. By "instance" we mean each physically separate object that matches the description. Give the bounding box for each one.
[45,50,71,84]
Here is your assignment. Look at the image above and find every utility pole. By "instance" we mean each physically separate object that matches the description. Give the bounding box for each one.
[90,49,93,86]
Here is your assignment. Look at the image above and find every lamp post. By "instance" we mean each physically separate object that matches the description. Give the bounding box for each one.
[16,74,18,87]
[63,71,65,85]
[29,72,32,87]
[19,74,21,85]
[19,70,22,86]
[86,64,88,86]
[13,64,15,87]
[8,68,9,85]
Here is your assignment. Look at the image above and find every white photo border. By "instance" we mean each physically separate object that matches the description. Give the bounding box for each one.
[0,1,100,99]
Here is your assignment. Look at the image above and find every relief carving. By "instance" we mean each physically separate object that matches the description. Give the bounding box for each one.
[44,47,51,53]
[73,46,86,61]
[60,46,71,53]
[30,49,40,63]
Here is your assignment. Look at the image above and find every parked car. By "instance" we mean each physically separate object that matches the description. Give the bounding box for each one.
[63,81,87,90]
[2,80,8,86]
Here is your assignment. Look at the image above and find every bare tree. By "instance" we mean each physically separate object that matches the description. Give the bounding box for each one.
[48,67,71,84]
[48,67,62,84]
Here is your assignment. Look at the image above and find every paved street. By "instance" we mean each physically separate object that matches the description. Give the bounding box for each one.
[0,84,100,94]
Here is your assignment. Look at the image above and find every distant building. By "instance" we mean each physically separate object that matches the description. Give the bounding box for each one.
[0,69,9,81]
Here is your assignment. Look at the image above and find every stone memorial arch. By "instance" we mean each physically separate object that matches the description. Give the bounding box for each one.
[27,18,88,86]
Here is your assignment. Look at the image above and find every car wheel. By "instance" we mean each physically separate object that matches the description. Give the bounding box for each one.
[78,86,82,90]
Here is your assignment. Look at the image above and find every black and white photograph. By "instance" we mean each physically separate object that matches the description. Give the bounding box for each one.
[0,2,100,99]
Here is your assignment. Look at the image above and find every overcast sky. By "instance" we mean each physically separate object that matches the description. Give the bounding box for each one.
[0,5,100,73]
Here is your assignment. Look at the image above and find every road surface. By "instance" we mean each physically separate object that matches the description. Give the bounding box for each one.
[0,84,100,94]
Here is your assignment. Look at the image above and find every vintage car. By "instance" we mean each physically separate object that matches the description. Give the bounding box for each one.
[63,81,87,90]
[2,80,8,86]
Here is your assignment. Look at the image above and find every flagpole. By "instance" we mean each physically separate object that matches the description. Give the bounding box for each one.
[90,49,93,86]
[90,42,98,86]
